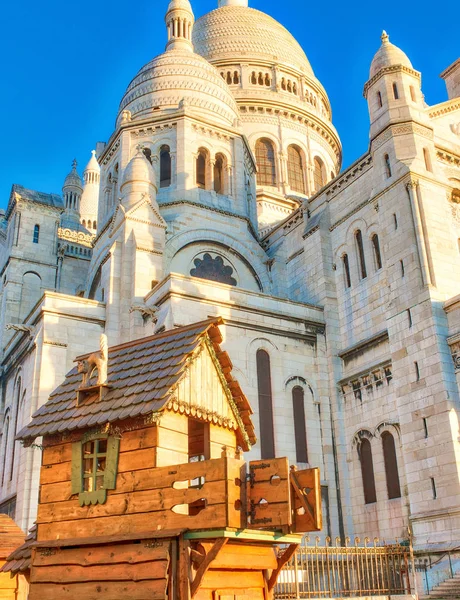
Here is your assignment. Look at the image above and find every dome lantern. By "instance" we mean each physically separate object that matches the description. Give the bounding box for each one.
[218,0,248,6]
[165,0,195,52]
[369,30,413,79]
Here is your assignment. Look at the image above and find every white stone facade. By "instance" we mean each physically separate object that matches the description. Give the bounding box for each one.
[0,0,459,552]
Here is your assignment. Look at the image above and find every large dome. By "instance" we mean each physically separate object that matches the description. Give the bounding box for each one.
[193,6,314,76]
[117,49,239,128]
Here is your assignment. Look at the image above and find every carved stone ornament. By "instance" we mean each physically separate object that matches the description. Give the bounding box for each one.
[190,253,237,286]
[78,334,108,389]
[451,341,460,371]
[450,123,460,136]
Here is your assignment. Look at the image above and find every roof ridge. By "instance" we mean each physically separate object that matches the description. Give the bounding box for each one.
[75,317,223,360]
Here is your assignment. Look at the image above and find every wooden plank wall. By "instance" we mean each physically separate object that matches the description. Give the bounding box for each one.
[29,539,170,600]
[193,542,275,600]
[37,426,245,541]
[0,566,19,600]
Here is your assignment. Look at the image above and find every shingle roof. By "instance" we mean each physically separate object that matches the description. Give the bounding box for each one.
[0,515,26,561]
[17,318,256,450]
[6,184,64,218]
[0,525,36,575]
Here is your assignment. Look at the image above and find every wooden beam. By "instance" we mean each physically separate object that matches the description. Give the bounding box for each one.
[179,534,191,600]
[190,538,228,598]
[267,544,299,592]
[290,470,315,520]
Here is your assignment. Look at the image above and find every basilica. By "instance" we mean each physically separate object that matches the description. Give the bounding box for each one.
[0,0,459,553]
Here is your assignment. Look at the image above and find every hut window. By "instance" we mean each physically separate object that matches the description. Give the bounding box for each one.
[33,224,40,244]
[188,418,210,462]
[287,145,306,194]
[160,145,172,188]
[382,432,401,499]
[292,386,308,463]
[255,139,277,187]
[256,349,275,459]
[371,234,382,270]
[71,435,120,506]
[343,254,351,288]
[355,230,367,279]
[359,438,377,504]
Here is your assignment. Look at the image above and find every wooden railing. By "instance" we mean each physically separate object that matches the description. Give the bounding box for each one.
[275,536,414,598]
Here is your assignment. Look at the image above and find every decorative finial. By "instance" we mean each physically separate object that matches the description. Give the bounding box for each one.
[91,150,96,158]
[381,30,389,44]
[135,143,145,154]
[72,158,78,169]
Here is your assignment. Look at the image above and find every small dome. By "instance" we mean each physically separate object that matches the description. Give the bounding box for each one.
[63,160,83,189]
[167,0,193,10]
[121,147,156,189]
[84,150,100,174]
[193,6,314,76]
[117,50,239,127]
[369,31,413,78]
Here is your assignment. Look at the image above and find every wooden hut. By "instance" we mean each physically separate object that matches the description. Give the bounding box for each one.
[15,317,321,599]
[0,515,28,599]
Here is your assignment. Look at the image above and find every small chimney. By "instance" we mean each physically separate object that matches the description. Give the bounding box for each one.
[441,58,460,100]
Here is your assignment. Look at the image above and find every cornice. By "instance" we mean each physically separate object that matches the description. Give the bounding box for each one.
[363,64,421,97]
[428,98,460,119]
[371,121,434,150]
[338,330,389,362]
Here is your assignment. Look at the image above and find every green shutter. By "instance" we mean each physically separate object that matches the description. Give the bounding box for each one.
[103,436,120,490]
[71,441,83,495]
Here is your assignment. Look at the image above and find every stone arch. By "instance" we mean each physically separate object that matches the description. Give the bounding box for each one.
[164,229,271,292]
[20,271,42,319]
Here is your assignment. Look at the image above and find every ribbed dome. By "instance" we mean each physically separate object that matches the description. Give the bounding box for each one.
[193,6,314,76]
[370,32,413,78]
[117,49,239,128]
[63,160,83,190]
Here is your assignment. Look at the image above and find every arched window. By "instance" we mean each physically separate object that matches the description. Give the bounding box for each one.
[214,154,224,194]
[251,72,257,84]
[9,380,22,482]
[392,83,399,100]
[292,386,308,463]
[93,221,97,230]
[287,146,306,194]
[160,145,172,188]
[82,220,86,228]
[233,71,239,84]
[355,230,367,279]
[423,148,433,172]
[377,91,383,108]
[256,350,275,459]
[382,432,401,499]
[255,139,277,187]
[313,157,325,192]
[343,254,351,288]
[384,154,392,178]
[33,224,40,244]
[1,412,10,486]
[371,234,382,270]
[196,149,207,189]
[359,438,377,504]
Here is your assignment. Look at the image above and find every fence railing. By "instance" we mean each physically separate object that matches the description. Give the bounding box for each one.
[275,536,414,598]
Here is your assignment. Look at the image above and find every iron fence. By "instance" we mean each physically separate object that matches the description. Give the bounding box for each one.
[275,536,414,598]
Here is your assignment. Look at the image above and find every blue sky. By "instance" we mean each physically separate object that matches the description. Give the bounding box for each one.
[0,0,457,207]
